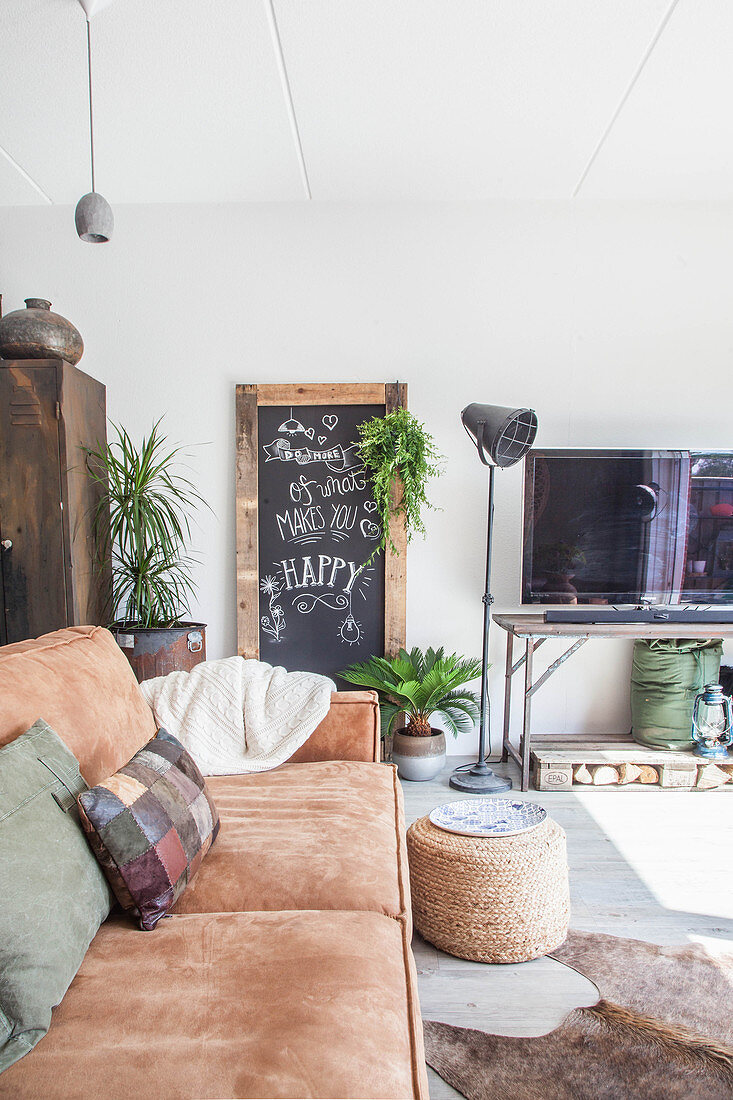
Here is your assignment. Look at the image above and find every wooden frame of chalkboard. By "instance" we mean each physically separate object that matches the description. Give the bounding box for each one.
[235,383,407,678]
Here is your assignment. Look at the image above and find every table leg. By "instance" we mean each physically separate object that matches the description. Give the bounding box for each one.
[501,631,514,763]
[521,638,535,792]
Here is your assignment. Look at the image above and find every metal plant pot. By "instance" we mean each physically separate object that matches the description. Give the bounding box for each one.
[391,728,446,782]
[110,622,206,683]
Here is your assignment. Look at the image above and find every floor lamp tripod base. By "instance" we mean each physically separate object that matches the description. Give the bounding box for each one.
[449,760,512,794]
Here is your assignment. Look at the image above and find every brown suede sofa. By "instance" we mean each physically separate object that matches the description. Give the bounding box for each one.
[0,626,428,1100]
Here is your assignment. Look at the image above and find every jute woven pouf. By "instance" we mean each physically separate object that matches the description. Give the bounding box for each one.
[406,814,570,963]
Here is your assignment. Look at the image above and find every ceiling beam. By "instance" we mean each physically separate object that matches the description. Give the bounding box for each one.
[572,0,682,198]
[0,142,53,204]
[265,0,311,200]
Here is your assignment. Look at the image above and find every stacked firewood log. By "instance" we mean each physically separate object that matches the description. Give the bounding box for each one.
[571,761,733,789]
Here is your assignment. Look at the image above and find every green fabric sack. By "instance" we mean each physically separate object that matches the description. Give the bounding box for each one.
[630,638,723,751]
[0,720,113,1074]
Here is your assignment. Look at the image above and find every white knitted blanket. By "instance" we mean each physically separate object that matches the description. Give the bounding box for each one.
[139,657,335,775]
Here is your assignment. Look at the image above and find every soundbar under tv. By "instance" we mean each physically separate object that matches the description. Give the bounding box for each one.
[544,606,733,625]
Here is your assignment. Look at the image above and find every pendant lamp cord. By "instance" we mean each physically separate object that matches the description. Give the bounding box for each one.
[86,19,95,194]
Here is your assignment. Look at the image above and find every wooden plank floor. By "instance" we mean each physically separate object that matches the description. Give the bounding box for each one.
[401,756,733,1099]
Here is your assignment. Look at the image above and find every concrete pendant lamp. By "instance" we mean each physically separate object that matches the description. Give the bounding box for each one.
[75,0,114,242]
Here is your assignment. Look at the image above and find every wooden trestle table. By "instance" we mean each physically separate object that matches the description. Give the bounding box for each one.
[493,612,733,792]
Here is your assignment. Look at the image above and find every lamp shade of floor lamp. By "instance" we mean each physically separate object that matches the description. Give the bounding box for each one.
[449,404,538,794]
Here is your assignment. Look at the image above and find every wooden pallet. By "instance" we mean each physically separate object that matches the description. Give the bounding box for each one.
[531,736,733,792]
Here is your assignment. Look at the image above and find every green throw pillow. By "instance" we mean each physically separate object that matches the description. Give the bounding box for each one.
[0,719,113,1073]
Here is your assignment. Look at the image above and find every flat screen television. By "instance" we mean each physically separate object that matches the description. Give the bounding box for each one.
[522,449,733,606]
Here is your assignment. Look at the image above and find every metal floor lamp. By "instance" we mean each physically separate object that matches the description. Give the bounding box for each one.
[449,403,538,794]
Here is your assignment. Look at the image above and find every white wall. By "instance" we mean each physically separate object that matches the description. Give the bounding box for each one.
[1,201,731,755]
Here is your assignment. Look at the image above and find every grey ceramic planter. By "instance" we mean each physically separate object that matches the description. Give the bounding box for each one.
[391,729,446,782]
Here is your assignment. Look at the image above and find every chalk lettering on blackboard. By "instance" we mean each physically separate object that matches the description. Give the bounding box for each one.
[277,555,363,593]
[316,470,367,496]
[288,475,316,505]
[330,503,357,532]
[259,574,286,643]
[275,505,326,544]
[258,402,386,668]
[261,549,375,648]
[262,437,360,472]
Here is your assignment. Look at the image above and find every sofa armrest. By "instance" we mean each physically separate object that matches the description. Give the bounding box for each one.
[288,691,380,764]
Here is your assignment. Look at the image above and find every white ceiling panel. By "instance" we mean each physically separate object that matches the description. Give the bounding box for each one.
[578,0,733,198]
[0,1,88,206]
[0,0,305,205]
[0,0,730,205]
[273,0,672,199]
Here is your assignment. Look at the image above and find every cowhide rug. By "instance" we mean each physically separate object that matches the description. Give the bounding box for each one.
[423,930,733,1100]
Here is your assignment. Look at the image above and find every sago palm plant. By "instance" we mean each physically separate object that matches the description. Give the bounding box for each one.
[339,647,482,739]
[85,419,208,628]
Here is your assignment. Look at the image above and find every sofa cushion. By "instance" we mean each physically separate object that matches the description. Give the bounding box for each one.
[0,627,156,786]
[0,910,428,1100]
[78,730,220,930]
[0,720,113,1074]
[172,759,410,922]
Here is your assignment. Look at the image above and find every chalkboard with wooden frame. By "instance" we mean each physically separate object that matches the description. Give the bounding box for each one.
[236,382,407,682]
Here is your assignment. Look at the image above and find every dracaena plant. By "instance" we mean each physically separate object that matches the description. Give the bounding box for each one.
[84,419,208,628]
[339,647,482,738]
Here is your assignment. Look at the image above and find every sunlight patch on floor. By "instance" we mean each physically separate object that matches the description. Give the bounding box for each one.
[569,789,733,935]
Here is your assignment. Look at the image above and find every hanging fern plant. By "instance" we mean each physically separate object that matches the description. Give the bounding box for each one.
[355,408,443,564]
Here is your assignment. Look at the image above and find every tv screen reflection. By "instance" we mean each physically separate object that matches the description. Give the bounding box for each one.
[522,450,733,606]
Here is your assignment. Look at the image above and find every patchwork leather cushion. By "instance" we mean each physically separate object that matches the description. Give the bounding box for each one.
[77,730,219,930]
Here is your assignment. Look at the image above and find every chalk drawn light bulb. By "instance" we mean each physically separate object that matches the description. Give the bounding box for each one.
[339,615,363,645]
